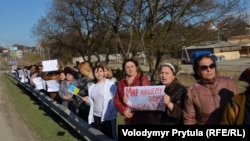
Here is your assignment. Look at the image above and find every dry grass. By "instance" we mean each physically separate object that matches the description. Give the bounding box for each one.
[0,52,43,70]
[19,52,43,67]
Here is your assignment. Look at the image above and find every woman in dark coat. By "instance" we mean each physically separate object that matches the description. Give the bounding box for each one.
[76,62,94,122]
[158,62,187,125]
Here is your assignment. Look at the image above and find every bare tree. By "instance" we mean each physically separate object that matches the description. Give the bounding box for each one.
[130,0,249,83]
[32,0,105,65]
[32,0,249,83]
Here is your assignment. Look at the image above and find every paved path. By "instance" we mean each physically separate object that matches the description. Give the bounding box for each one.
[0,107,17,141]
[0,73,37,141]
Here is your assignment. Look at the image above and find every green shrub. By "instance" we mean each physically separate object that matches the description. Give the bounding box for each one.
[137,66,144,74]
[113,68,124,81]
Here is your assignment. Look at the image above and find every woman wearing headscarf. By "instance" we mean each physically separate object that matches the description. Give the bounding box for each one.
[157,62,187,125]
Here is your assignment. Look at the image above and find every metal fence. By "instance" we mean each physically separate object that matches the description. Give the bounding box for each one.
[5,73,113,141]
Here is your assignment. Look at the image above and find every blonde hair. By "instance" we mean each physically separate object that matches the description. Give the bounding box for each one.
[102,63,113,79]
[78,62,94,79]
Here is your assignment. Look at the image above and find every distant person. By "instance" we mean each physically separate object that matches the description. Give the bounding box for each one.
[55,70,67,104]
[29,65,38,87]
[157,62,187,125]
[59,69,66,84]
[72,65,80,79]
[220,67,250,125]
[41,69,60,100]
[29,65,46,90]
[82,65,117,140]
[183,55,239,125]
[57,66,73,95]
[22,66,29,83]
[11,66,17,77]
[102,63,117,82]
[114,58,154,125]
[76,62,94,122]
[58,68,78,113]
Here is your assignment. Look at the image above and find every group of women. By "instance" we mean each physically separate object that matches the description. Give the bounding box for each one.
[57,62,118,140]
[53,54,249,140]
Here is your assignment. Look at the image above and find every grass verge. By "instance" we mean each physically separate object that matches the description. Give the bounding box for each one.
[2,73,83,141]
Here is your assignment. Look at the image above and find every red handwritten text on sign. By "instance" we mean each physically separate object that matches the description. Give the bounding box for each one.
[124,85,165,111]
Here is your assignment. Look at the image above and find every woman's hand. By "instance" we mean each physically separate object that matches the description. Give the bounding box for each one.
[82,96,89,103]
[123,108,134,118]
[63,95,73,101]
[123,94,128,104]
[163,94,173,110]
[164,94,171,106]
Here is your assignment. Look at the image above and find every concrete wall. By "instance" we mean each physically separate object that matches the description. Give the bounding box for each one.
[72,53,147,65]
[72,54,123,64]
[214,51,240,60]
[228,37,250,44]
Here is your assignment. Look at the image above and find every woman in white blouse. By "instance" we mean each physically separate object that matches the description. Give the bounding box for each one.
[82,65,117,141]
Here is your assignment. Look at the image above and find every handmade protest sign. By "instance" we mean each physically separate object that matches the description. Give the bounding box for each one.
[42,59,58,72]
[46,80,60,92]
[124,85,166,111]
[18,69,24,76]
[33,77,46,90]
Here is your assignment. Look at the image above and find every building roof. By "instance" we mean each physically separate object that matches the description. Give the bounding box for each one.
[185,41,240,49]
[228,35,250,46]
[228,35,250,40]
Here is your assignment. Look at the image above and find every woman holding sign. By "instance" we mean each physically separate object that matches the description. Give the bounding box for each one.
[82,65,117,140]
[114,58,154,125]
[158,62,187,125]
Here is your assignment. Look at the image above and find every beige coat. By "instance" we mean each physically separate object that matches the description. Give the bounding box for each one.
[183,76,239,125]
